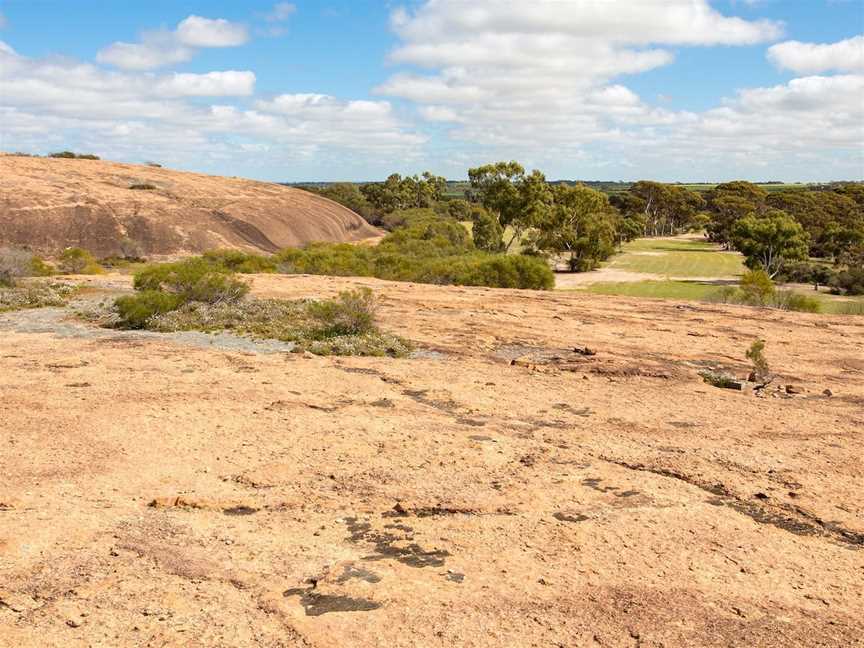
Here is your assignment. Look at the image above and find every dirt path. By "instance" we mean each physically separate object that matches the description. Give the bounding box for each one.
[1,274,862,647]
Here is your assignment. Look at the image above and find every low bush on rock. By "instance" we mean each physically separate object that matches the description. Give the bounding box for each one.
[0,282,76,312]
[49,151,100,160]
[113,262,408,356]
[59,247,103,275]
[202,249,278,274]
[115,291,185,329]
[698,369,741,390]
[133,257,250,303]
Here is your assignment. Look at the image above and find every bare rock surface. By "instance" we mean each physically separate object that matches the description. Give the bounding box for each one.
[0,155,380,256]
[1,274,862,647]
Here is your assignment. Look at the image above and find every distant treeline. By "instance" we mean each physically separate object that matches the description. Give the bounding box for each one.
[285,179,860,199]
[288,162,863,294]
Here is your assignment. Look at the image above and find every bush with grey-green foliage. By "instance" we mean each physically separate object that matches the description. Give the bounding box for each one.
[113,261,408,356]
[0,247,54,286]
[0,282,75,312]
[274,211,554,290]
[707,269,821,313]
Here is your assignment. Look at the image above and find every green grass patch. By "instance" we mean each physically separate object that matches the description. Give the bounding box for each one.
[586,280,721,300]
[583,279,863,315]
[604,237,745,277]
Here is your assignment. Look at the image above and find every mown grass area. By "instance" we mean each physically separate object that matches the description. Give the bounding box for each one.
[604,237,745,277]
[586,280,720,301]
[584,279,864,314]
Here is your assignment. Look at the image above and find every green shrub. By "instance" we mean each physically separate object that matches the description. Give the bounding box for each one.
[136,292,410,357]
[115,291,184,329]
[707,286,820,313]
[48,151,99,160]
[133,258,249,303]
[30,256,55,277]
[778,261,835,290]
[746,340,769,381]
[275,243,375,277]
[698,370,740,389]
[831,266,864,296]
[771,291,821,313]
[59,248,103,274]
[307,288,377,338]
[378,214,472,256]
[706,286,741,304]
[202,249,277,274]
[129,183,157,191]
[739,269,775,306]
[275,243,553,290]
[414,253,554,289]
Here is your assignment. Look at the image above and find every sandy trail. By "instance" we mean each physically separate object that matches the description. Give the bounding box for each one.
[1,274,862,647]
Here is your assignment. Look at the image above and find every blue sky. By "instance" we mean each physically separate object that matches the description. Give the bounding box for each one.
[0,0,862,182]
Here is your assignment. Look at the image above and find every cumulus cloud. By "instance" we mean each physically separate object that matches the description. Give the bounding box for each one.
[96,33,193,71]
[0,44,424,178]
[378,0,781,111]
[175,15,248,47]
[97,15,248,70]
[377,1,779,141]
[374,0,863,180]
[154,71,256,97]
[767,34,864,73]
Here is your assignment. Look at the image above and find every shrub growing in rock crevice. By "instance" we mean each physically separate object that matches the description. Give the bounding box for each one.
[59,248,103,275]
[133,258,249,303]
[112,261,407,356]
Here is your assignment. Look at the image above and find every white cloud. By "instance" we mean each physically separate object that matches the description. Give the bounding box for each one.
[175,15,248,48]
[154,71,256,97]
[97,15,248,70]
[96,32,193,70]
[0,44,424,179]
[389,0,782,50]
[372,0,863,180]
[0,40,14,55]
[767,35,864,73]
[266,3,296,22]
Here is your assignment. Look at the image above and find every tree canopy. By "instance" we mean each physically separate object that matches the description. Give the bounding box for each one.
[731,210,809,277]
